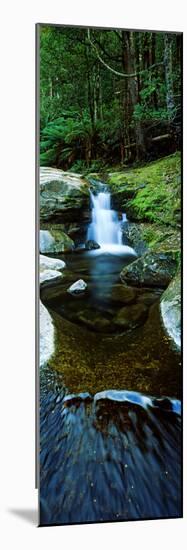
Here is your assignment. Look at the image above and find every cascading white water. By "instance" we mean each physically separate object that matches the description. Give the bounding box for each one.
[87,191,122,246]
[87,190,136,255]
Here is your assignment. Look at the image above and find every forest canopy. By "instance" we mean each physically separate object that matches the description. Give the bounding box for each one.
[40,26,182,170]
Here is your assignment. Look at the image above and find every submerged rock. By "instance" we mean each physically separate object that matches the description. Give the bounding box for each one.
[73,308,112,332]
[137,289,162,306]
[114,303,148,329]
[160,272,181,349]
[40,301,54,367]
[40,229,74,254]
[100,285,137,306]
[120,251,177,288]
[67,279,87,295]
[85,239,100,250]
[40,167,90,223]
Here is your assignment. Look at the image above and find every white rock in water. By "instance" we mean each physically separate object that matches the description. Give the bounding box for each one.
[40,269,63,285]
[40,254,66,285]
[40,301,54,367]
[40,254,66,271]
[67,279,87,294]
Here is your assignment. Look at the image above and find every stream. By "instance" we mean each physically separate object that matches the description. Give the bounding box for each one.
[40,182,182,525]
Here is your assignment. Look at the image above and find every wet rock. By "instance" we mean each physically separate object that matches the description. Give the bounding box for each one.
[114,303,148,329]
[40,301,54,367]
[94,389,152,408]
[94,390,181,415]
[152,397,181,415]
[63,392,92,407]
[152,397,173,411]
[121,223,148,255]
[120,251,177,288]
[40,229,74,254]
[85,239,100,250]
[40,167,90,223]
[67,279,87,295]
[160,272,181,349]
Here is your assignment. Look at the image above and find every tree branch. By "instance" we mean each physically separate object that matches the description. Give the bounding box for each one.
[92,37,122,62]
[87,29,164,78]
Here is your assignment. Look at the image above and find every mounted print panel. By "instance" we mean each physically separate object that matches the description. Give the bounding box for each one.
[36,24,182,526]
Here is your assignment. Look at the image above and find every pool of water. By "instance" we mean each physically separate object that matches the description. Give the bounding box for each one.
[40,246,181,398]
[39,218,182,525]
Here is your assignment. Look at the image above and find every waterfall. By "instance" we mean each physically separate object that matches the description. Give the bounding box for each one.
[87,189,136,256]
[87,191,122,246]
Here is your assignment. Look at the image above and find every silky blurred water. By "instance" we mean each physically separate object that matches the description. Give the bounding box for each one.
[40,367,181,525]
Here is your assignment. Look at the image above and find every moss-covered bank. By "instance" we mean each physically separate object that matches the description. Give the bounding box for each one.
[106,152,181,226]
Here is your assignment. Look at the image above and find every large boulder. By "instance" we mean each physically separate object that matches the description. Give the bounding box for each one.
[40,167,90,223]
[120,250,177,288]
[40,229,74,254]
[40,301,54,367]
[160,272,181,349]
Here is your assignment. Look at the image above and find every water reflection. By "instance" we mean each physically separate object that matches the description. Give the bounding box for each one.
[40,368,181,525]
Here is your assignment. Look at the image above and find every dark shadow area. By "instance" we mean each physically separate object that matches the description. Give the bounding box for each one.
[8,508,38,526]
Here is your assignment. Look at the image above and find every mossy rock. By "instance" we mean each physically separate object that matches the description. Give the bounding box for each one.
[122,222,181,257]
[120,250,177,288]
[40,167,90,222]
[40,229,74,254]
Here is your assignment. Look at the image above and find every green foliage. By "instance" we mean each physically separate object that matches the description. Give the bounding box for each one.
[39,25,182,168]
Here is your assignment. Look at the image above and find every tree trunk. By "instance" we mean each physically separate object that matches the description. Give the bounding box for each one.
[151,33,158,109]
[122,31,145,161]
[164,34,175,120]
